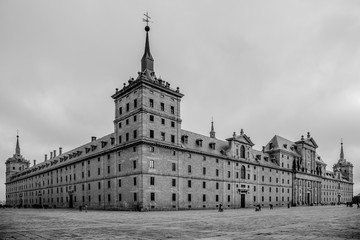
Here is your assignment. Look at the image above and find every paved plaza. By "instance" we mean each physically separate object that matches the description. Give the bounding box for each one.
[0,205,359,239]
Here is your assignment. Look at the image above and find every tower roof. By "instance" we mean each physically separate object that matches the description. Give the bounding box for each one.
[340,139,344,160]
[16,134,20,155]
[141,13,154,73]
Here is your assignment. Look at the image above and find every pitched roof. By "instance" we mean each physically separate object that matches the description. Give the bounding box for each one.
[264,135,301,156]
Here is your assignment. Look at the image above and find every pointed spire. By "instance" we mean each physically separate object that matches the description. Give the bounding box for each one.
[340,139,344,160]
[210,118,216,138]
[141,13,154,73]
[15,131,20,155]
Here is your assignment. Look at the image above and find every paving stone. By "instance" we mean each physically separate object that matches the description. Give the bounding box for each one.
[0,205,359,239]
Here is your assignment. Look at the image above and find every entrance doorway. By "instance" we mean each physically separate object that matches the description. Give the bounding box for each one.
[240,194,245,208]
[307,193,310,205]
[69,195,73,208]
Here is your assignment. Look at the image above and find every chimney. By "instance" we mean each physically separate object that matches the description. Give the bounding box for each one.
[91,136,97,142]
[50,152,53,159]
[307,132,310,138]
[53,150,56,157]
[262,146,265,152]
[45,154,47,161]
[33,160,36,166]
[59,147,62,155]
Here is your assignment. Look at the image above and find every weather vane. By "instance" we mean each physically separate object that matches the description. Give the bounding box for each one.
[143,12,153,27]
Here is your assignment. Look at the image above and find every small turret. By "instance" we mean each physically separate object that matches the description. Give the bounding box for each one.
[210,118,216,138]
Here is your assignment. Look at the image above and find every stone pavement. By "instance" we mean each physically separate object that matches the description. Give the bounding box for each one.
[0,205,359,240]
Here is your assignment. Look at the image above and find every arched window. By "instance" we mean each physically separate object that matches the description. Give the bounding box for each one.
[240,145,246,158]
[240,165,246,179]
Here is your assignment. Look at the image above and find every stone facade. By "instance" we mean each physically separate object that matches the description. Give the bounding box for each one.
[5,25,353,210]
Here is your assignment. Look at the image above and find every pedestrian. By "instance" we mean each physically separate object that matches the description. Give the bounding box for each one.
[218,204,223,212]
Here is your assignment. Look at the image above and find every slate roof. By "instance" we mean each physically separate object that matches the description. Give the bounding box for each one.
[264,135,301,157]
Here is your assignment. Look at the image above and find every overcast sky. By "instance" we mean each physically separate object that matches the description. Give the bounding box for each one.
[1,0,359,201]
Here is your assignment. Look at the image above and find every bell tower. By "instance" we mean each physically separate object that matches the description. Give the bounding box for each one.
[5,134,30,182]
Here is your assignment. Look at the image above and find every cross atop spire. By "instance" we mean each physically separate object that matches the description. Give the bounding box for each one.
[141,12,154,73]
[15,131,20,155]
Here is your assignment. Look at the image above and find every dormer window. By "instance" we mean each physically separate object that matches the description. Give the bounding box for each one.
[209,142,216,150]
[264,157,269,161]
[85,147,90,153]
[196,139,203,147]
[181,135,188,144]
[269,143,273,149]
[101,141,107,148]
[91,145,97,151]
[110,137,115,145]
[283,144,287,149]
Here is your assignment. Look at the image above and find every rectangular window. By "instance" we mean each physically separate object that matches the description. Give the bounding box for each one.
[149,115,154,122]
[188,194,192,202]
[98,195,101,202]
[150,192,155,201]
[133,115,137,122]
[133,130,137,139]
[236,172,239,178]
[254,186,256,191]
[119,107,122,115]
[171,106,175,114]
[161,118,165,125]
[216,182,219,189]
[118,164,121,172]
[161,132,165,141]
[228,184,231,190]
[98,168,101,175]
[203,167,206,175]
[134,99,137,108]
[228,171,231,178]
[108,180,111,188]
[171,135,175,143]
[119,193,122,201]
[227,195,230,202]
[118,179,121,187]
[188,165,192,173]
[254,174,257,181]
[126,119,129,125]
[107,166,110,174]
[118,122,122,128]
[88,183,91,190]
[150,177,155,186]
[119,136,122,144]
[149,99,154,108]
[172,163,176,171]
[248,174,250,179]
[188,180,192,188]
[160,102,164,111]
[88,170,90,177]
[126,103,129,112]
[133,160,137,169]
[172,179,176,187]
[172,193,176,202]
[150,130,154,138]
[150,160,154,169]
[171,121,175,127]
[133,177,137,186]
[216,169,219,176]
[203,194,206,202]
[262,176,264,182]
[134,193,137,202]
[126,133,129,141]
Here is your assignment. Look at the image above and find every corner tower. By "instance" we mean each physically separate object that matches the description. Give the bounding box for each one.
[111,17,184,148]
[5,134,30,182]
[333,140,353,182]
